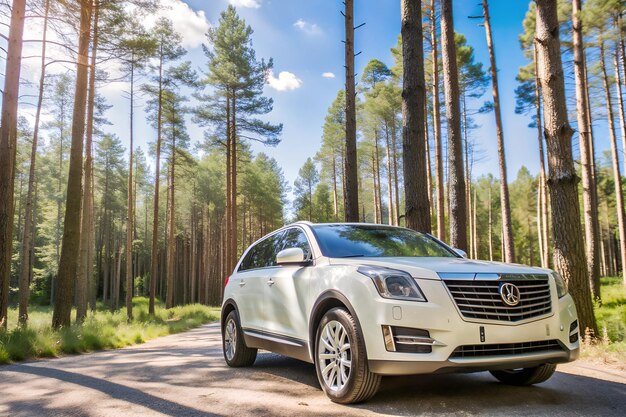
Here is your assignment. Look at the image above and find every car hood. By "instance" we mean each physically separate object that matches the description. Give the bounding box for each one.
[327,256,551,280]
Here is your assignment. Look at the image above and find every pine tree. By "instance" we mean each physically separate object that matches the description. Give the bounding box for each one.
[53,0,93,329]
[195,5,281,276]
[440,0,467,251]
[401,0,431,233]
[294,158,320,221]
[535,0,598,335]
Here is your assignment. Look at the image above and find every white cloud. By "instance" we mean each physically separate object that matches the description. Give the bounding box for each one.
[322,72,335,79]
[293,19,322,35]
[153,0,210,49]
[267,71,302,91]
[229,0,261,8]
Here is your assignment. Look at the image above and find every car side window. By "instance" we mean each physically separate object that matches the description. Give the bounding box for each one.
[239,231,285,271]
[281,228,312,260]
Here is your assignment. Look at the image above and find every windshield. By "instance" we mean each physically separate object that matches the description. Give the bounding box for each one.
[311,224,458,258]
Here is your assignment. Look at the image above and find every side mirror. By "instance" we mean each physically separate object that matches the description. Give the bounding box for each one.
[276,247,308,265]
[453,248,468,258]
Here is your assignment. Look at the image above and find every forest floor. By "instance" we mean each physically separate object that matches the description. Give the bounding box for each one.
[0,323,624,417]
[582,277,626,368]
[0,297,220,364]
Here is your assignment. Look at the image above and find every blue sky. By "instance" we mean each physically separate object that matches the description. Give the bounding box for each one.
[189,0,542,185]
[20,0,567,195]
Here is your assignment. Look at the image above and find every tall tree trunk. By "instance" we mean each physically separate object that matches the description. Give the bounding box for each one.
[230,95,238,273]
[77,2,99,323]
[462,94,473,256]
[53,0,93,329]
[0,0,26,329]
[425,115,433,218]
[391,123,401,226]
[344,0,359,222]
[224,93,232,279]
[374,134,383,223]
[483,0,514,263]
[332,156,339,219]
[430,0,445,240]
[166,132,177,308]
[385,125,394,225]
[18,0,49,325]
[572,0,601,300]
[401,0,431,233]
[441,0,467,250]
[533,44,550,268]
[600,42,626,287]
[615,50,626,159]
[149,49,164,316]
[125,56,135,320]
[488,181,493,261]
[535,0,597,335]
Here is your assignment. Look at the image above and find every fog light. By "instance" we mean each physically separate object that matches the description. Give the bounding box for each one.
[382,325,396,351]
[382,326,445,353]
[569,320,579,343]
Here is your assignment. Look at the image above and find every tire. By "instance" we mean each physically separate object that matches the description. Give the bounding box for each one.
[490,363,556,386]
[222,310,257,367]
[314,307,381,404]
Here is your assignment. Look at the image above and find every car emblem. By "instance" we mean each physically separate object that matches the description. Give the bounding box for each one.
[499,283,521,306]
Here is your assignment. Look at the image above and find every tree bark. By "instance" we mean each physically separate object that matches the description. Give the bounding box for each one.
[125,55,135,320]
[430,0,445,240]
[441,0,467,250]
[401,0,431,233]
[600,42,626,287]
[0,0,26,329]
[535,0,597,335]
[230,95,238,273]
[614,50,626,166]
[149,47,165,316]
[77,1,99,323]
[53,0,93,329]
[533,44,550,269]
[166,133,177,308]
[18,0,49,325]
[344,0,359,222]
[572,0,601,300]
[483,0,514,263]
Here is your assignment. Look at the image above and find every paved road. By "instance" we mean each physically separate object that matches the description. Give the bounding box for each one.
[1,323,624,417]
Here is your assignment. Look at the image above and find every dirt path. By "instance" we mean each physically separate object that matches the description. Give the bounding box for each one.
[1,323,624,416]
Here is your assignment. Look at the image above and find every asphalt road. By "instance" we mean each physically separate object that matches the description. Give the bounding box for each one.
[1,323,624,417]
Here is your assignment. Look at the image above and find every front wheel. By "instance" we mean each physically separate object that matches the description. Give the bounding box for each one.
[314,308,381,404]
[222,310,257,367]
[490,363,556,386]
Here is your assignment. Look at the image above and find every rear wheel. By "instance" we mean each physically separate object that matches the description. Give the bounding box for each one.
[222,310,257,367]
[314,308,381,404]
[490,363,556,386]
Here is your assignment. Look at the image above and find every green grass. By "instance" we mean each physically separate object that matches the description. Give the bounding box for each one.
[0,297,220,364]
[581,277,626,365]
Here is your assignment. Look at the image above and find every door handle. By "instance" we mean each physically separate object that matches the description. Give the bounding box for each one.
[239,280,246,287]
[267,278,275,286]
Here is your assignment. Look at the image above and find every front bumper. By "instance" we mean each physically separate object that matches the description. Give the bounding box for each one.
[357,279,580,375]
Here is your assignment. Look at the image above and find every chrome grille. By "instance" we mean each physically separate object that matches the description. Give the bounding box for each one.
[450,340,563,358]
[443,275,552,322]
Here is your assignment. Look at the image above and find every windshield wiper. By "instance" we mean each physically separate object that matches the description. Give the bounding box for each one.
[338,254,366,258]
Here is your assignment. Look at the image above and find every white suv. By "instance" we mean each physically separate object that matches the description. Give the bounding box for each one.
[221,222,579,403]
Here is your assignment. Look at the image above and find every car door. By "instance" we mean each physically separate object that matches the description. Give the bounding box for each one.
[263,227,312,340]
[235,231,284,332]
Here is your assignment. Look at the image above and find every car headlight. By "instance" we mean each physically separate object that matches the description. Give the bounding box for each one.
[357,265,427,302]
[551,271,568,298]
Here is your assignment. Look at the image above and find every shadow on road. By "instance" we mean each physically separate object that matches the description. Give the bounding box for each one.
[1,324,625,416]
[246,352,626,416]
[7,365,222,417]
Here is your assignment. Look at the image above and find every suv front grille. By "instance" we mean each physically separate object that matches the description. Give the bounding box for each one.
[443,275,552,322]
[450,340,563,358]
